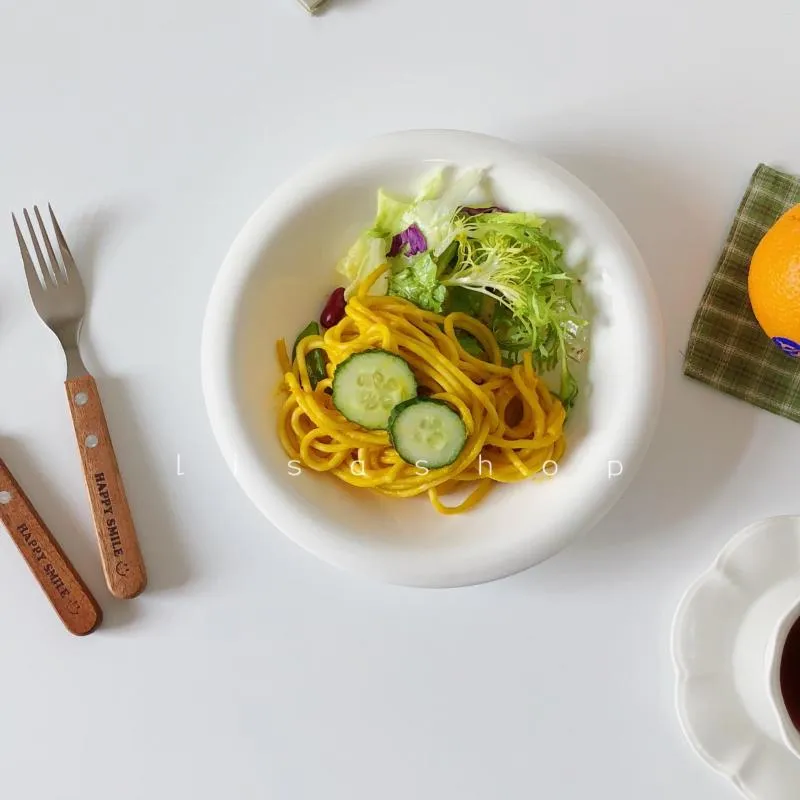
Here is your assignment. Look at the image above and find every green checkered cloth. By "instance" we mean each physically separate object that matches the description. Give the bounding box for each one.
[684,163,800,421]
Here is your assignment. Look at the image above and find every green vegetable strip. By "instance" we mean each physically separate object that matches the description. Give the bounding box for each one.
[292,321,328,390]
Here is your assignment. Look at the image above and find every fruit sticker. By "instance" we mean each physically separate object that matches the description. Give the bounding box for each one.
[773,337,800,358]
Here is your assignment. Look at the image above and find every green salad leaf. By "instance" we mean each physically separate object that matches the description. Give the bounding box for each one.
[388,253,447,313]
[334,170,589,410]
[335,230,387,296]
[456,332,484,358]
[445,284,482,317]
[374,190,410,234]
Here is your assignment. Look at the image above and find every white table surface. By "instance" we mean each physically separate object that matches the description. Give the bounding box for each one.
[2,1,800,798]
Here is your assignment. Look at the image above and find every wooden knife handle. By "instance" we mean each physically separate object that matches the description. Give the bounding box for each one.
[0,458,101,635]
[65,375,147,599]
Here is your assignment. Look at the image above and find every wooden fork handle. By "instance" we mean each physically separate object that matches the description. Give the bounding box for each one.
[65,375,147,599]
[0,458,101,635]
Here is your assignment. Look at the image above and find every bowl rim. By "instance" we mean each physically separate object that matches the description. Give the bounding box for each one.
[201,128,666,586]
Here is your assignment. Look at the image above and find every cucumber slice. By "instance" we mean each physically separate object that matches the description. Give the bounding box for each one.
[389,398,467,469]
[332,350,417,429]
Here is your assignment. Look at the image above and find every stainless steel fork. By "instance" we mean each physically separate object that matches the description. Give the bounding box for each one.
[13,206,146,599]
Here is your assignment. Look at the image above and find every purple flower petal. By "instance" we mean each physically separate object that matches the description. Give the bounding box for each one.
[460,205,509,216]
[388,224,428,257]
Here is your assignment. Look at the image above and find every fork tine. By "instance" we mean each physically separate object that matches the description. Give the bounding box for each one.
[34,206,65,284]
[12,213,45,295]
[48,205,78,283]
[23,209,55,288]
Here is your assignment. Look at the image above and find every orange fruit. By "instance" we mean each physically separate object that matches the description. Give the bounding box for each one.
[748,204,800,357]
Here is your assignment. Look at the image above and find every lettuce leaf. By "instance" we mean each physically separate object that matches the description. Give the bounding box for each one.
[456,332,484,358]
[445,285,482,317]
[373,168,447,237]
[403,168,485,255]
[335,231,388,298]
[374,190,411,235]
[388,253,447,312]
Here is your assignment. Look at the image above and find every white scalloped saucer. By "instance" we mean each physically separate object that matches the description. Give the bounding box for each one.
[672,516,800,799]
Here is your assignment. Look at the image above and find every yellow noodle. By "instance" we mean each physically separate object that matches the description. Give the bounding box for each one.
[275,265,568,514]
[277,338,291,376]
[429,480,496,515]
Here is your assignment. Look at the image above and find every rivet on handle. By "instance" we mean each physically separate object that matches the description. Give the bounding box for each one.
[74,392,88,406]
[84,435,98,449]
[0,490,11,504]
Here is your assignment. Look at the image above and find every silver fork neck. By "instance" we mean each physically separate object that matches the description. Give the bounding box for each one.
[64,345,89,379]
[54,321,89,379]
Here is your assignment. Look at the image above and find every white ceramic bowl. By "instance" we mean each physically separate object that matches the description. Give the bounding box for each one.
[201,130,664,587]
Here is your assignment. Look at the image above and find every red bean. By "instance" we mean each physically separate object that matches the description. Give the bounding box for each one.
[320,287,346,328]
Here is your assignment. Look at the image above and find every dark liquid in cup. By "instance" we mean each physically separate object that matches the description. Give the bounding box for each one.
[780,617,800,732]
